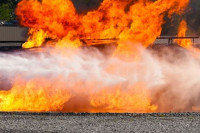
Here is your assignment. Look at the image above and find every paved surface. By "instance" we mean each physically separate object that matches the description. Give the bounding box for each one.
[0,112,200,132]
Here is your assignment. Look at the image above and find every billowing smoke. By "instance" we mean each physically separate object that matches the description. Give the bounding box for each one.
[1,44,200,112]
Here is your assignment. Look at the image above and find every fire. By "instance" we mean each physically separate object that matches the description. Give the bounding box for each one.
[0,0,193,113]
[90,84,158,113]
[175,20,193,48]
[16,0,189,48]
[0,77,70,112]
[175,20,200,58]
[23,29,47,48]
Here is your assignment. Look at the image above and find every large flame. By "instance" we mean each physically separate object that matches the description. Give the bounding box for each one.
[16,0,189,48]
[0,0,196,113]
[0,77,70,112]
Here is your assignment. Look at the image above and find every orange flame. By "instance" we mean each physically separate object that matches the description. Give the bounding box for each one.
[16,0,189,48]
[175,20,193,48]
[23,29,47,48]
[0,77,70,112]
[90,84,157,113]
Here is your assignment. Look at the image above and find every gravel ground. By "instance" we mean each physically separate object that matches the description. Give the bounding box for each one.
[0,112,200,133]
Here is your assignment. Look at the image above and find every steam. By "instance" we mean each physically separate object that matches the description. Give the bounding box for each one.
[1,44,200,112]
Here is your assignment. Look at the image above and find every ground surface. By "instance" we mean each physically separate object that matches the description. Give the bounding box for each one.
[0,112,200,132]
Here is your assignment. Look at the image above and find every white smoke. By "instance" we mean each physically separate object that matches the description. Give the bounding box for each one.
[1,44,200,112]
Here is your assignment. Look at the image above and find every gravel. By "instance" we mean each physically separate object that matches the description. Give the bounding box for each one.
[0,112,200,132]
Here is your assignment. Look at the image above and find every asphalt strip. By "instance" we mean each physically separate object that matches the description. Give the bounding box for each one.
[0,112,200,132]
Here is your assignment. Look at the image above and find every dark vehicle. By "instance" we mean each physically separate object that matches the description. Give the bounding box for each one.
[2,20,19,26]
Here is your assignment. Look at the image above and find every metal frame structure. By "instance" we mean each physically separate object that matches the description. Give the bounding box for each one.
[81,36,200,46]
[157,36,200,45]
[0,36,199,49]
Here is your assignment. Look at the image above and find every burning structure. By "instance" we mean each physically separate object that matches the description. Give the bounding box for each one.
[0,0,200,113]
